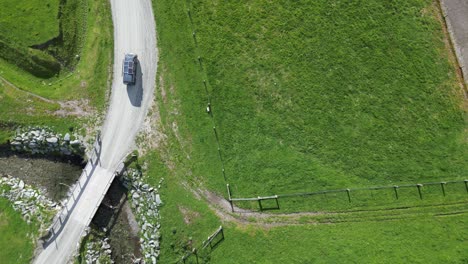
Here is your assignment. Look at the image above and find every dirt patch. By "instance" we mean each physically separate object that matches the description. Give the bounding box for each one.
[138,97,166,156]
[54,99,96,117]
[179,206,200,225]
[159,75,167,104]
[0,146,84,202]
[194,188,326,228]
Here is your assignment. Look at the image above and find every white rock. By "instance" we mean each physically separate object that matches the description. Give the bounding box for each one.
[155,194,162,206]
[18,180,25,190]
[11,141,22,146]
[46,137,58,144]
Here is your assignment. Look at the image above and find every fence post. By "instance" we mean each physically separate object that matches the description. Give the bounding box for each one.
[203,80,208,94]
[187,9,192,23]
[465,180,468,194]
[416,184,423,200]
[440,182,446,197]
[258,197,263,211]
[197,56,202,68]
[213,126,219,141]
[193,248,199,264]
[346,189,351,203]
[393,186,399,200]
[192,31,197,45]
[226,184,234,212]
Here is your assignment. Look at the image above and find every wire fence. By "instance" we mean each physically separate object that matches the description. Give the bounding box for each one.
[178,226,225,264]
[227,180,468,212]
[182,1,468,215]
[184,0,228,185]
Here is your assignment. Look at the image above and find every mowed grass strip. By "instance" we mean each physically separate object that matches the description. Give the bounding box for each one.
[0,198,37,264]
[178,0,468,196]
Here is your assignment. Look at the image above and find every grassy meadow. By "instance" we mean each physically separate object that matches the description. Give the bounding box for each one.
[151,0,468,262]
[0,0,59,46]
[0,0,112,105]
[144,149,468,263]
[0,0,113,142]
[154,0,468,200]
[0,198,37,263]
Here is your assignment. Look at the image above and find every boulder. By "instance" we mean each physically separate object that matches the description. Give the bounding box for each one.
[11,141,22,146]
[155,194,162,206]
[18,180,25,190]
[70,140,81,146]
[64,133,71,141]
[46,137,58,144]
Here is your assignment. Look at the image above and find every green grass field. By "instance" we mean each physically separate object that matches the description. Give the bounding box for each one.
[145,150,468,263]
[0,198,37,263]
[0,0,113,143]
[0,0,112,105]
[0,79,72,142]
[0,0,59,46]
[154,0,468,199]
[151,0,468,262]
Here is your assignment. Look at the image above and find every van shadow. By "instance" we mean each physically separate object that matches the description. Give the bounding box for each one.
[126,62,143,107]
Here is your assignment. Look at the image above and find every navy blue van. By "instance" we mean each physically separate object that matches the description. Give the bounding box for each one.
[122,53,138,85]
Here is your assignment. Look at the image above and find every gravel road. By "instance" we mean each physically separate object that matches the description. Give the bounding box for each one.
[33,0,157,263]
[440,0,468,87]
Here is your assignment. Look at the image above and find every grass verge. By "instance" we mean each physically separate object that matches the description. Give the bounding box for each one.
[0,0,113,142]
[0,0,112,106]
[0,198,38,264]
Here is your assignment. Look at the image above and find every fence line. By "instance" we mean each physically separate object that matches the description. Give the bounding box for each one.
[178,226,225,264]
[184,1,229,184]
[227,179,468,212]
[202,226,224,249]
[181,1,468,215]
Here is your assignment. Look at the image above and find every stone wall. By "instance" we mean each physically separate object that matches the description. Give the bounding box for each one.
[83,236,113,264]
[0,175,58,228]
[9,127,85,156]
[121,169,163,263]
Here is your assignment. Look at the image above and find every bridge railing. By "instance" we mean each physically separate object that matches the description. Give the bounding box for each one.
[43,132,103,243]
